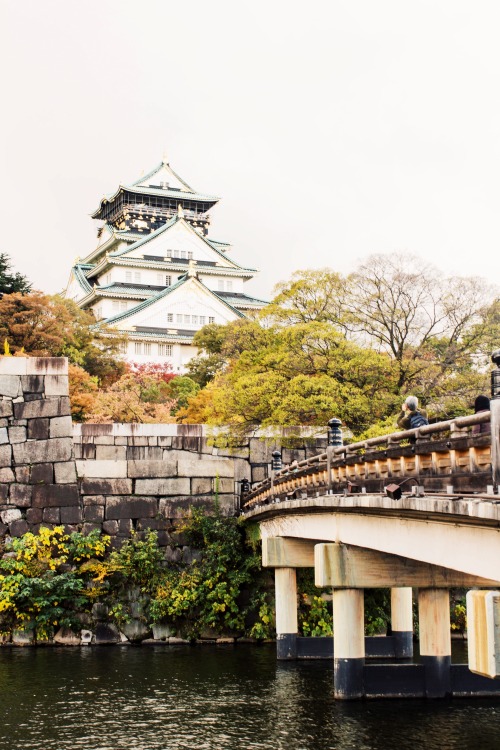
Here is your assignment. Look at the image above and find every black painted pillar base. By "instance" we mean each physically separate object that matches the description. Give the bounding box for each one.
[334,657,365,700]
[393,631,413,659]
[277,633,297,660]
[421,655,451,698]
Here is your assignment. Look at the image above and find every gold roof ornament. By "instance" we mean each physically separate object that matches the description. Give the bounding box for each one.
[162,151,169,165]
[177,204,185,219]
[187,259,197,277]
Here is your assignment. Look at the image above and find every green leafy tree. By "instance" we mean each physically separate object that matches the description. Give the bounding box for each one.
[0,253,31,298]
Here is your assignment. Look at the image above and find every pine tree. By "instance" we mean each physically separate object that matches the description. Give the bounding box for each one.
[0,253,31,298]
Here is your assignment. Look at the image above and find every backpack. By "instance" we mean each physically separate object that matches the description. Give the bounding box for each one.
[409,412,428,429]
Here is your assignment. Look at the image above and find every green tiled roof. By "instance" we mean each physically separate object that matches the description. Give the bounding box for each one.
[73,265,93,293]
[130,162,195,192]
[91,185,218,218]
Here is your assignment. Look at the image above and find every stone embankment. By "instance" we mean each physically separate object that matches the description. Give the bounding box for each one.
[0,357,326,553]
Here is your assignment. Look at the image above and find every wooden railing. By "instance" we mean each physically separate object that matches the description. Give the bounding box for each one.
[241,411,494,510]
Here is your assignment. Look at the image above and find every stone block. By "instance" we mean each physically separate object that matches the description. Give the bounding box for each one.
[0,400,13,418]
[83,494,106,506]
[44,375,69,396]
[161,495,235,519]
[60,506,83,524]
[93,435,115,445]
[53,627,81,645]
[50,416,73,438]
[0,358,27,375]
[0,522,7,536]
[129,436,149,446]
[84,505,104,523]
[13,396,70,420]
[32,484,80,508]
[80,444,96,459]
[121,619,151,643]
[148,437,158,446]
[81,478,132,495]
[102,519,119,535]
[21,375,44,394]
[13,437,73,464]
[12,629,35,646]
[8,426,26,444]
[54,461,77,483]
[0,375,22,398]
[0,467,15,482]
[117,519,133,535]
[176,453,234,478]
[126,446,163,460]
[0,427,7,444]
[73,444,83,459]
[26,508,43,524]
[43,507,61,523]
[114,437,128,446]
[249,438,273,464]
[134,478,191,496]
[76,460,128,479]
[0,418,7,427]
[24,393,43,402]
[26,357,68,375]
[191,478,212,495]
[10,518,29,536]
[233,458,251,483]
[0,444,12,468]
[0,483,8,501]
[82,523,101,535]
[106,496,158,520]
[95,445,127,461]
[31,463,54,484]
[157,436,172,448]
[251,466,267,483]
[9,484,32,507]
[137,517,170,531]
[127,459,177,478]
[27,418,50,440]
[14,466,30,483]
[217,478,236,494]
[94,623,120,645]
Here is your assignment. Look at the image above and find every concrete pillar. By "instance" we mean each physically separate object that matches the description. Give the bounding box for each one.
[333,589,365,699]
[275,567,298,660]
[418,588,451,697]
[391,587,413,658]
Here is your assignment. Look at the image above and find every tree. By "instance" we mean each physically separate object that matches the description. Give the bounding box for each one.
[346,253,494,396]
[262,268,348,327]
[68,364,99,422]
[87,370,177,423]
[0,254,31,298]
[179,321,398,435]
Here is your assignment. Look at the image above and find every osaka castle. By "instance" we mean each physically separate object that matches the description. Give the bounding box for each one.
[65,157,267,370]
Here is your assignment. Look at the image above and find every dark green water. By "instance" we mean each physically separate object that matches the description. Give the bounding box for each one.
[1,644,499,750]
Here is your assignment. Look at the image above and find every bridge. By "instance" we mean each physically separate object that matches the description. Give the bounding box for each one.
[241,394,500,700]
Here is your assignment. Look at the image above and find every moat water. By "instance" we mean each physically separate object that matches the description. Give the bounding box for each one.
[0,643,499,750]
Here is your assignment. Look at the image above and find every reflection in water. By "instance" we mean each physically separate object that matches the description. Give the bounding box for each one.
[0,645,499,750]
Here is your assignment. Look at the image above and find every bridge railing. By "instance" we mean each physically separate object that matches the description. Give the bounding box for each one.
[241,411,493,510]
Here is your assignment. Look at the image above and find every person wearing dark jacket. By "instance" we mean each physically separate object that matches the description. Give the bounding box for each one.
[397,396,429,430]
[472,394,490,435]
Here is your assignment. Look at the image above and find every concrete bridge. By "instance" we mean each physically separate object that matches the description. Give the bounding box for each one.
[241,398,500,699]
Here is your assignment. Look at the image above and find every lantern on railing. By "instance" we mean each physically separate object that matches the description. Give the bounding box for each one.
[491,350,500,400]
[271,450,282,471]
[241,478,250,496]
[327,417,343,447]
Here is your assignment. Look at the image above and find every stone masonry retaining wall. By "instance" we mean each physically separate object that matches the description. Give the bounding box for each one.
[0,357,326,549]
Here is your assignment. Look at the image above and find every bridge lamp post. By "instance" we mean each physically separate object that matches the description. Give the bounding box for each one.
[327,418,342,493]
[491,350,500,492]
[271,450,282,503]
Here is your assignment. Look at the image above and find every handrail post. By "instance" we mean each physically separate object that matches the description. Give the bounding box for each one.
[490,350,500,492]
[327,418,343,493]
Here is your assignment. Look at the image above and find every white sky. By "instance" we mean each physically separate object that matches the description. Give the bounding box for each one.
[1,0,500,302]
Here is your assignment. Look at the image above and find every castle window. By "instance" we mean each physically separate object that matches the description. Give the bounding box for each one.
[226,281,233,292]
[158,344,173,356]
[113,300,119,311]
[134,342,142,355]
[183,315,190,323]
[176,314,182,323]
[218,280,224,291]
[120,301,127,311]
[143,343,151,355]
[134,272,141,283]
[126,271,132,282]
[165,275,172,286]
[192,315,198,325]
[188,252,193,260]
[167,313,173,322]
[199,316,206,325]
[166,250,172,258]
[181,251,187,260]
[119,342,127,354]
[209,317,215,324]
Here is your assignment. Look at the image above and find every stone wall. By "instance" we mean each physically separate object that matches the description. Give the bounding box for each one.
[0,357,77,536]
[0,357,326,547]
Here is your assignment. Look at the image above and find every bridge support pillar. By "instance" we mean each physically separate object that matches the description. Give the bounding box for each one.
[333,589,365,699]
[391,587,413,658]
[418,588,451,697]
[275,567,298,660]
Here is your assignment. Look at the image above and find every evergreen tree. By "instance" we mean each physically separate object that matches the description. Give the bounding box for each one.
[0,253,31,297]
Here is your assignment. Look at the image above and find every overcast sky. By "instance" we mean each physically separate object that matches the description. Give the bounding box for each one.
[1,0,500,302]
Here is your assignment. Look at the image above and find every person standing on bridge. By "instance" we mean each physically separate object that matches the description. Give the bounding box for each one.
[397,396,429,430]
